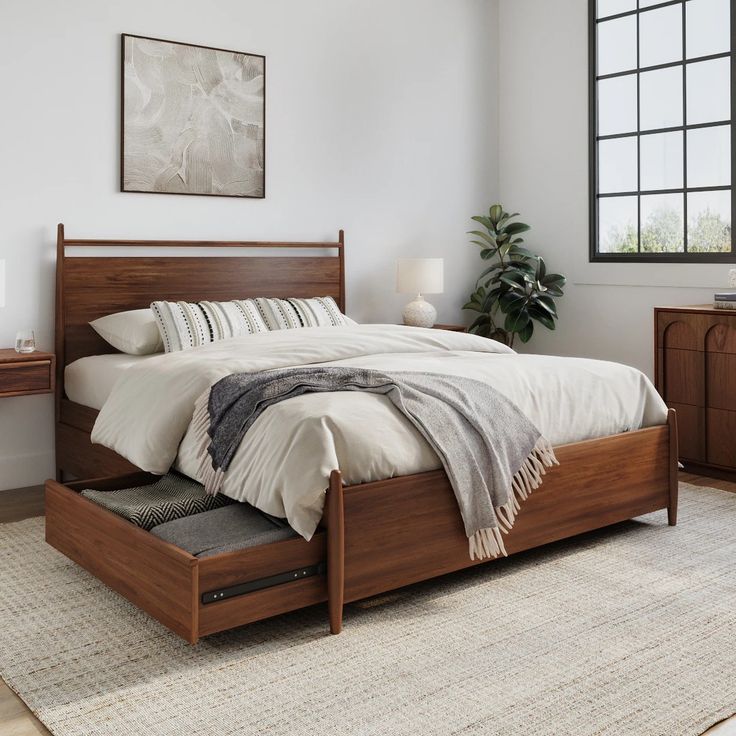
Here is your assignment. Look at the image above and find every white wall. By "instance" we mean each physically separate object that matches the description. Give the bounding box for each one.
[0,0,499,489]
[498,0,734,372]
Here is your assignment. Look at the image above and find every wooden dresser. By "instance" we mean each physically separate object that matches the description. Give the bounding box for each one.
[655,305,736,477]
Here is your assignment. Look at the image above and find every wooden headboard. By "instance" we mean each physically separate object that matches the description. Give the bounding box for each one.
[55,223,345,408]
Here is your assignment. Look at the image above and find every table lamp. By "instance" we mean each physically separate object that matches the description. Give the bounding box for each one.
[396,258,444,327]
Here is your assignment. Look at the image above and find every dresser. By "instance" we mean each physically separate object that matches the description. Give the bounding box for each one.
[655,305,736,476]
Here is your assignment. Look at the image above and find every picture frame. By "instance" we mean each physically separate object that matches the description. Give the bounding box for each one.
[121,33,265,198]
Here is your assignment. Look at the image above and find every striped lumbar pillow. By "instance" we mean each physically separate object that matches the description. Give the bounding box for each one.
[252,297,352,331]
[151,297,351,352]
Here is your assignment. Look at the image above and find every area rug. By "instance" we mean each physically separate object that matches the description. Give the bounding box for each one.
[1,483,734,736]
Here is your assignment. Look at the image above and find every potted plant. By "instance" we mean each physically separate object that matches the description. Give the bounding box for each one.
[463,205,565,348]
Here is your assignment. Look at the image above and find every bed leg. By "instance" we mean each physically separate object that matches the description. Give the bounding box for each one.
[667,408,679,526]
[327,469,345,634]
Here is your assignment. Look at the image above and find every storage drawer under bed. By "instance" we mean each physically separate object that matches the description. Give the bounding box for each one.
[45,473,327,644]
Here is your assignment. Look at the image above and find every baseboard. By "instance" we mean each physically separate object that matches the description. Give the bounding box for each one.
[0,452,55,491]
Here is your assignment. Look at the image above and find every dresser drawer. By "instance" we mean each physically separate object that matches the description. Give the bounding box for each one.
[661,347,704,406]
[0,358,53,397]
[666,403,704,462]
[704,321,736,354]
[707,408,736,468]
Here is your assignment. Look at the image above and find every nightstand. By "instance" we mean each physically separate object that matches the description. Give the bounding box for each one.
[432,324,466,332]
[0,349,55,398]
[400,323,467,332]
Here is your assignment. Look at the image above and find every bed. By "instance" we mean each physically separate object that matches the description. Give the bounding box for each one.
[47,224,679,643]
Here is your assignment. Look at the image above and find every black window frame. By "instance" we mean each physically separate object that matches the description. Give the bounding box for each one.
[589,0,736,263]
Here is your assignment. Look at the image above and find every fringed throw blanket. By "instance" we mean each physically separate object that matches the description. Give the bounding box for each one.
[193,367,558,560]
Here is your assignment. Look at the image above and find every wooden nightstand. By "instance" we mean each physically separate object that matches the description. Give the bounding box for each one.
[0,349,55,398]
[400,323,467,332]
[432,324,466,332]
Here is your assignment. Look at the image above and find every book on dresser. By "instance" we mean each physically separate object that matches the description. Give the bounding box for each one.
[714,292,736,309]
[655,305,736,478]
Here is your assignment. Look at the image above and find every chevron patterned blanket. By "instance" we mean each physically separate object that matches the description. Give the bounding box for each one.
[81,472,234,531]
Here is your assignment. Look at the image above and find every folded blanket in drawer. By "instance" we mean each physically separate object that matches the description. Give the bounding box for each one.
[150,503,297,557]
[81,473,234,531]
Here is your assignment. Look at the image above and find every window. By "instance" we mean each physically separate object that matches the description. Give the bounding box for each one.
[590,0,735,261]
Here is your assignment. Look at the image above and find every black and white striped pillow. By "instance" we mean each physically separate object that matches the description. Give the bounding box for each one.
[252,297,351,331]
[151,297,352,352]
[151,300,269,353]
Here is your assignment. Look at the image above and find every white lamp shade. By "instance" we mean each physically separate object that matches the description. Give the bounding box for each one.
[396,258,444,295]
[0,260,5,308]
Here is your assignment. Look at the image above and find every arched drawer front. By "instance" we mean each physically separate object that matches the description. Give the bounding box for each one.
[658,317,704,407]
[659,317,701,351]
[705,322,736,354]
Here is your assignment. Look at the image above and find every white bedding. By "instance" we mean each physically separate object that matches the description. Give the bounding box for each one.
[91,325,669,539]
[65,354,160,410]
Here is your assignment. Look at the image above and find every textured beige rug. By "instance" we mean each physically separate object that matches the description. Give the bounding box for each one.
[1,483,735,736]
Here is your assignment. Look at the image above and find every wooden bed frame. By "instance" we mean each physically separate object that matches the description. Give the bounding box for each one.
[48,223,679,643]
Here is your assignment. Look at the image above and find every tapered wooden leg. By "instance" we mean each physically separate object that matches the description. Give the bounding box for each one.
[327,470,345,634]
[667,408,679,526]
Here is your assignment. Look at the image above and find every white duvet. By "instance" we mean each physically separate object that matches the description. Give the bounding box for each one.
[92,324,668,539]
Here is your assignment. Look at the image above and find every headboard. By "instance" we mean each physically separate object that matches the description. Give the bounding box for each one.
[55,223,345,410]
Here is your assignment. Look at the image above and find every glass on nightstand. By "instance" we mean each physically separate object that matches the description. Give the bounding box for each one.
[15,330,36,354]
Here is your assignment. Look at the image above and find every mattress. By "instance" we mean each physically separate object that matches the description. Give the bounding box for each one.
[65,353,160,410]
[91,325,670,542]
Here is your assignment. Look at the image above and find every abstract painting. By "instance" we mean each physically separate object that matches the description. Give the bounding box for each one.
[121,34,265,198]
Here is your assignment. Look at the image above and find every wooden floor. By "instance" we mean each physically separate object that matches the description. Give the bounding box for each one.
[0,486,50,735]
[0,476,734,736]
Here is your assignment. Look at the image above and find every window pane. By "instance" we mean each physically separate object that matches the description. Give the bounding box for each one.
[688,190,732,252]
[640,5,682,68]
[598,16,637,75]
[687,125,731,187]
[639,0,672,7]
[598,75,638,135]
[641,131,684,190]
[686,58,731,124]
[599,196,638,253]
[640,66,683,130]
[686,0,731,59]
[641,193,685,252]
[599,137,638,193]
[597,0,636,18]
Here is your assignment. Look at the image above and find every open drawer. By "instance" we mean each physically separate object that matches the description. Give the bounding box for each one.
[45,473,334,644]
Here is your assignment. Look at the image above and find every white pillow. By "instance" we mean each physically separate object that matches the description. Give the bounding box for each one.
[90,309,164,355]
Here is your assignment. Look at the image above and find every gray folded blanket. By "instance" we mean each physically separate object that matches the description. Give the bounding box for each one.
[192,367,558,561]
[151,503,297,558]
[81,473,234,531]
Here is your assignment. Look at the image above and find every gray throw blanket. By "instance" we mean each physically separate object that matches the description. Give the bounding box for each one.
[192,367,558,560]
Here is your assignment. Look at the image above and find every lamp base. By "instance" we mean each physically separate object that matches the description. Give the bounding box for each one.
[402,295,437,328]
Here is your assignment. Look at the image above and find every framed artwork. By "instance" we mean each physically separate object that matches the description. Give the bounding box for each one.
[121,34,265,198]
